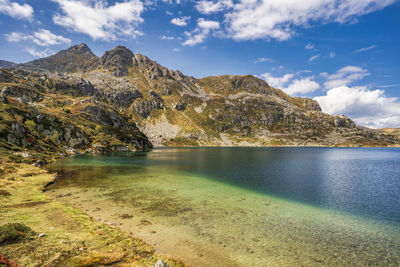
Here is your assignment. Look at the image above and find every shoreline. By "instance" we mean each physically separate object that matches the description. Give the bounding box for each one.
[0,161,185,266]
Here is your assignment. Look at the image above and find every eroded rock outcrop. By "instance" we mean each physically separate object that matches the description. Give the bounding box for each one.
[101,46,134,77]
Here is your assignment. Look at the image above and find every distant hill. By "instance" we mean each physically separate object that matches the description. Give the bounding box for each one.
[0,60,16,68]
[0,43,398,162]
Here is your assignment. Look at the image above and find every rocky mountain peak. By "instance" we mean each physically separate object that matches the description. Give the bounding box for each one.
[230,75,270,93]
[21,43,99,73]
[67,43,93,54]
[101,46,134,77]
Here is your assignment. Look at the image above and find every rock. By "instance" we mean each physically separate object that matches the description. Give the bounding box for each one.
[133,91,164,118]
[230,75,270,94]
[1,84,43,103]
[33,160,48,167]
[101,46,134,76]
[153,259,169,267]
[334,115,356,128]
[38,233,45,238]
[175,101,187,111]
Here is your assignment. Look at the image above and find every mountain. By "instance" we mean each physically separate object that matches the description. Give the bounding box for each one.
[0,44,398,161]
[0,60,16,68]
[21,43,99,73]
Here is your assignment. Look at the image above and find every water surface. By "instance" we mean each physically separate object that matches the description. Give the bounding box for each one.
[48,147,400,266]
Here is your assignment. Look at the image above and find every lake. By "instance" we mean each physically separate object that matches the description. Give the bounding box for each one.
[48,147,400,266]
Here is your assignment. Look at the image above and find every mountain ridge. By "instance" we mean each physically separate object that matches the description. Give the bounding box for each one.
[0,43,398,162]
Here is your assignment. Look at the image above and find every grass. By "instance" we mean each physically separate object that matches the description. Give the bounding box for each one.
[0,162,185,267]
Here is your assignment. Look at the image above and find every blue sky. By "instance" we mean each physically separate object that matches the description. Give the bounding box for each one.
[0,0,399,128]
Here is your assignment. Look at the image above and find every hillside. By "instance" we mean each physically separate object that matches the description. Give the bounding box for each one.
[1,44,398,162]
[379,128,400,138]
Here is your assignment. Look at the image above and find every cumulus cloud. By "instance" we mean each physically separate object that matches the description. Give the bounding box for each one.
[171,16,190,26]
[313,65,400,128]
[182,18,219,46]
[262,73,320,95]
[314,86,400,128]
[285,77,321,95]
[202,0,396,42]
[5,29,71,46]
[52,0,144,41]
[323,65,369,89]
[262,73,294,89]
[25,48,54,58]
[353,45,377,54]
[308,55,320,63]
[0,0,33,20]
[195,0,232,14]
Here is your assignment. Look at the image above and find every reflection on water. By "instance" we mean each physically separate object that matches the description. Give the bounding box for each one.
[48,148,400,266]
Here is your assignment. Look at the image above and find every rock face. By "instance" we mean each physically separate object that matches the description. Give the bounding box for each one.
[1,43,399,151]
[101,46,134,77]
[0,68,152,158]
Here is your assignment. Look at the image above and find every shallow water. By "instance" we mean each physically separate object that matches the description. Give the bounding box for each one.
[48,147,400,266]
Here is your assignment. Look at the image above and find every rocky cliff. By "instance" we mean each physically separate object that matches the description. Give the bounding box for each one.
[1,43,398,161]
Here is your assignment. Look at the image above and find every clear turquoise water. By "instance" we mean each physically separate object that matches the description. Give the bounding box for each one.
[48,147,400,266]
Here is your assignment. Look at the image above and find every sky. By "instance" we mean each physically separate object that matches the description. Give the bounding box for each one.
[0,0,399,128]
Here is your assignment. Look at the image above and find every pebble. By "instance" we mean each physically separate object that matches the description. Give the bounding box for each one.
[49,227,54,230]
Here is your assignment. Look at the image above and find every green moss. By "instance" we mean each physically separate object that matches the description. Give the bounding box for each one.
[0,223,36,245]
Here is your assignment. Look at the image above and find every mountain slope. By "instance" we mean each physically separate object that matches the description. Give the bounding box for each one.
[0,60,16,68]
[1,43,398,161]
[21,43,99,73]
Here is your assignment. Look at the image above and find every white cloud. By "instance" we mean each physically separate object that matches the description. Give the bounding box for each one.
[308,54,320,63]
[285,77,321,95]
[0,0,33,20]
[314,65,400,128]
[25,48,54,58]
[5,29,71,46]
[353,45,377,54]
[329,52,335,58]
[305,43,314,50]
[52,0,144,41]
[182,18,219,46]
[171,16,190,26]
[262,73,294,89]
[4,32,24,42]
[172,48,180,52]
[160,35,174,40]
[324,65,369,89]
[195,0,232,14]
[314,86,400,128]
[223,0,395,41]
[254,57,274,63]
[262,72,320,95]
